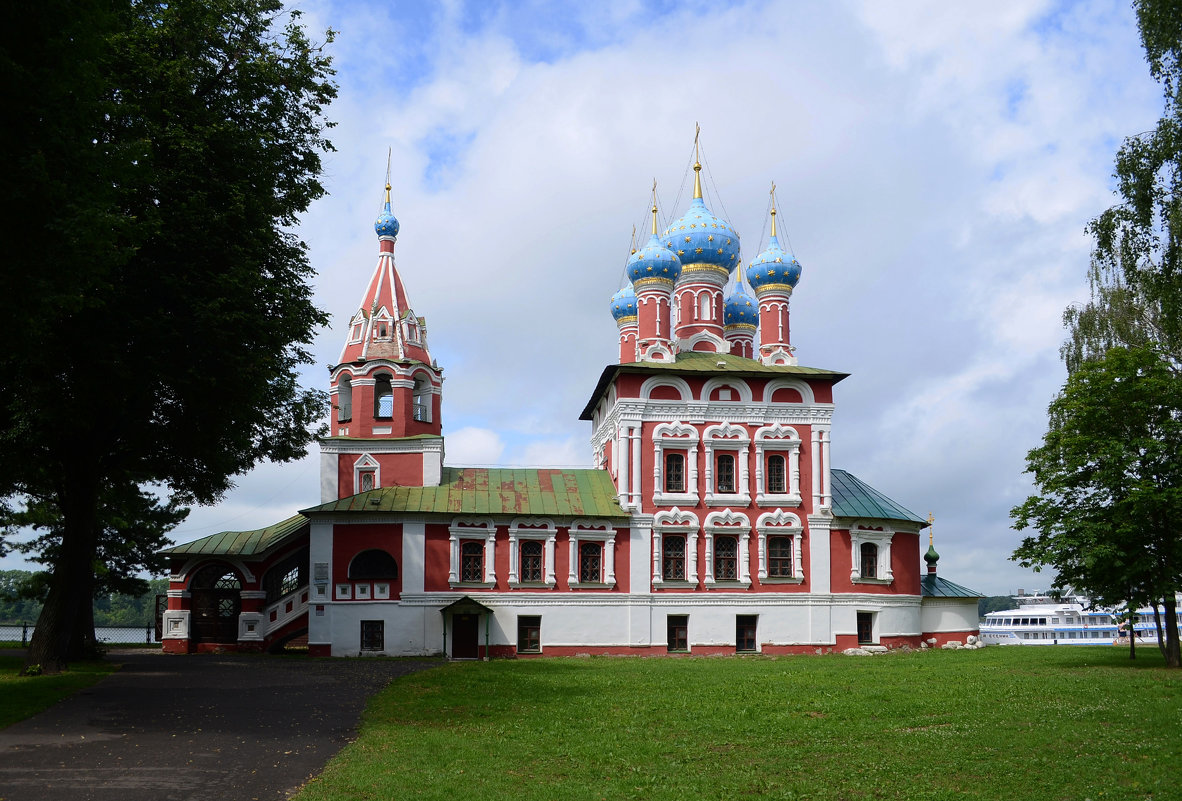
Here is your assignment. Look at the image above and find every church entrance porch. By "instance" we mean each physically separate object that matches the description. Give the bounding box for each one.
[440,596,493,660]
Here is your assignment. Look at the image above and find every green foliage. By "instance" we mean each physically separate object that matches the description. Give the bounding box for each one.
[0,654,116,729]
[0,570,168,627]
[296,650,1181,801]
[1063,0,1182,370]
[1012,346,1182,665]
[0,0,336,670]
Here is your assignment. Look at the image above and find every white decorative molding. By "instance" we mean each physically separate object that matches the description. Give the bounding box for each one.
[507,517,557,588]
[703,509,751,587]
[652,421,700,506]
[756,509,805,583]
[448,517,497,588]
[568,520,617,588]
[849,524,895,584]
[652,507,700,587]
[353,453,380,493]
[162,610,190,639]
[754,423,803,506]
[700,377,753,403]
[703,422,751,505]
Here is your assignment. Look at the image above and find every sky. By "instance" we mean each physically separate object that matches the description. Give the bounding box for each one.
[5,0,1166,597]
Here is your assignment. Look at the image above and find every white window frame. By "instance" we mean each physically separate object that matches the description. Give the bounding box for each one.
[849,525,894,584]
[703,509,751,588]
[348,311,366,344]
[411,371,434,423]
[756,510,804,583]
[652,508,699,587]
[568,519,617,588]
[403,311,423,344]
[448,517,496,588]
[507,517,557,588]
[353,454,380,495]
[372,307,394,341]
[703,423,751,506]
[652,422,699,505]
[754,424,802,507]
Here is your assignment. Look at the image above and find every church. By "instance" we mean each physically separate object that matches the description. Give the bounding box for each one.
[160,152,981,658]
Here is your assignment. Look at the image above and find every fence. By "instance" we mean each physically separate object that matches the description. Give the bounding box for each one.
[0,624,159,645]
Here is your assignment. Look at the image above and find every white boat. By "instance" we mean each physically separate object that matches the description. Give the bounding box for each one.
[979,591,1182,646]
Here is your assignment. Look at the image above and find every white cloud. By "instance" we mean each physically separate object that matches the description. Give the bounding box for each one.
[445,427,506,466]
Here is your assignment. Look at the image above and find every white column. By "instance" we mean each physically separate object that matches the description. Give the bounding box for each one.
[687,531,699,584]
[652,531,663,584]
[483,531,496,584]
[618,426,630,507]
[810,429,821,510]
[604,535,617,584]
[448,532,459,584]
[703,532,715,584]
[568,535,579,583]
[738,445,750,495]
[545,533,557,585]
[821,429,832,510]
[402,521,426,593]
[507,536,519,583]
[739,532,751,584]
[756,531,768,580]
[630,425,642,508]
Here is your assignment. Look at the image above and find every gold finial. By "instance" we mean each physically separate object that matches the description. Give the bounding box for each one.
[384,148,392,204]
[927,512,935,546]
[693,123,703,199]
[651,179,659,235]
[630,225,637,255]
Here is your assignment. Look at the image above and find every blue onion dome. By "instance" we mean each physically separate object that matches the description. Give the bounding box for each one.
[610,285,638,322]
[627,232,682,289]
[746,234,801,294]
[662,169,740,280]
[724,285,758,329]
[374,184,400,238]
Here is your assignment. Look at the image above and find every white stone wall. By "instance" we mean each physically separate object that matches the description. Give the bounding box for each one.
[920,597,979,634]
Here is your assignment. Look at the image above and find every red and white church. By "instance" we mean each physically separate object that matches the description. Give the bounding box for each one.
[160,159,980,658]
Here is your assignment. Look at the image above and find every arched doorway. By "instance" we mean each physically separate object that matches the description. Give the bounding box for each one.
[190,562,242,644]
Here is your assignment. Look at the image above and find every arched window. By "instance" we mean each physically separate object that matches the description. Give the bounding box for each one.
[860,542,878,579]
[664,453,685,493]
[460,541,484,583]
[374,374,393,419]
[716,453,736,494]
[412,374,431,422]
[348,549,399,580]
[714,535,738,581]
[699,293,710,319]
[766,454,786,494]
[520,540,543,582]
[337,374,353,422]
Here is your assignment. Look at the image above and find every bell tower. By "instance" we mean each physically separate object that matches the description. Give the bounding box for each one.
[320,181,445,501]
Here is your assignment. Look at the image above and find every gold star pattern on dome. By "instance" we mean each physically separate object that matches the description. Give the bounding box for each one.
[678,249,685,256]
[646,265,653,272]
[707,235,714,241]
[666,241,673,248]
[717,248,723,254]
[684,236,691,242]
[695,247,703,254]
[775,257,782,263]
[726,239,731,245]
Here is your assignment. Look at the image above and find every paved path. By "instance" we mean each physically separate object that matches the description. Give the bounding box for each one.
[0,650,439,801]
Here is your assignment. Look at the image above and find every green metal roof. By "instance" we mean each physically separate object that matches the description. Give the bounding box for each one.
[921,574,982,598]
[580,352,848,420]
[830,469,926,525]
[160,514,308,557]
[301,467,629,520]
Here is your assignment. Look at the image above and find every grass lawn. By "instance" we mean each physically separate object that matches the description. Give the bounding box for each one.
[297,646,1180,801]
[0,654,118,729]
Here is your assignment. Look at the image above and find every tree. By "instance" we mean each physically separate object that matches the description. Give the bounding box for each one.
[0,0,336,672]
[1062,0,1182,370]
[1012,346,1182,667]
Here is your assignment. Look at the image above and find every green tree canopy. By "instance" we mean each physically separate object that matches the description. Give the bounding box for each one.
[1012,346,1182,666]
[0,0,336,672]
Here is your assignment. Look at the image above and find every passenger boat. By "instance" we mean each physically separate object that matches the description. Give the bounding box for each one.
[979,591,1182,646]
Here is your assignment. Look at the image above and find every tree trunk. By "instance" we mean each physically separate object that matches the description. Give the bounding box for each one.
[1163,595,1181,669]
[1154,605,1167,659]
[24,474,100,674]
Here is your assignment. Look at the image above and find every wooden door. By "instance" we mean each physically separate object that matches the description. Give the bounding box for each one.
[452,613,479,659]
